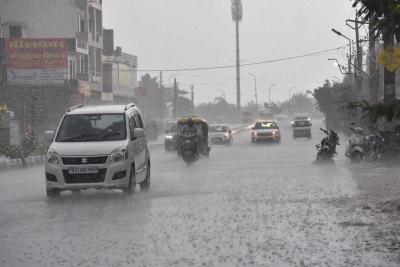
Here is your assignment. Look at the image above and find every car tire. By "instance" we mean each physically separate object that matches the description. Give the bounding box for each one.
[140,162,150,191]
[46,188,60,198]
[123,167,136,195]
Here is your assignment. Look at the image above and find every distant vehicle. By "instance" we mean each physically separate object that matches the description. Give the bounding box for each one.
[209,124,233,146]
[274,114,289,121]
[217,116,227,124]
[291,113,312,126]
[145,122,159,141]
[292,119,311,139]
[259,110,274,121]
[165,123,178,153]
[251,120,281,144]
[242,116,254,124]
[44,103,151,197]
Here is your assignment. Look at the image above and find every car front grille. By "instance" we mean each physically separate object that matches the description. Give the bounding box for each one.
[258,133,272,137]
[62,169,107,184]
[61,156,108,165]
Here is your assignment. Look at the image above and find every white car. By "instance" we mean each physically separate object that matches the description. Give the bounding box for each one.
[251,121,281,143]
[209,124,233,146]
[44,103,151,197]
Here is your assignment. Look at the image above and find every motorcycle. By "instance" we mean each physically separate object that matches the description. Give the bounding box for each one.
[179,134,199,165]
[315,128,340,163]
[364,130,385,163]
[345,123,366,163]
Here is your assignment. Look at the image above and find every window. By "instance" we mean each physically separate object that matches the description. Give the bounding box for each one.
[69,60,73,79]
[9,26,22,38]
[254,122,277,129]
[56,114,127,142]
[77,13,84,32]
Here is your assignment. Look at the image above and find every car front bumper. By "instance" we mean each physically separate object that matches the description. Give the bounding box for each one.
[45,160,131,191]
[252,135,279,142]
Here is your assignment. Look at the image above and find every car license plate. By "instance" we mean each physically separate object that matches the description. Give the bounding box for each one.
[69,167,99,174]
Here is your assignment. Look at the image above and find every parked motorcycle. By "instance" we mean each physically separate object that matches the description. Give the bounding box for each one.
[179,134,199,165]
[345,123,366,163]
[315,128,340,163]
[364,130,385,163]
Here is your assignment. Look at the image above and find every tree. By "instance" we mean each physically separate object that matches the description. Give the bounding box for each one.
[171,85,193,117]
[353,0,400,41]
[138,73,165,121]
[279,92,316,117]
[314,80,357,132]
[0,130,40,167]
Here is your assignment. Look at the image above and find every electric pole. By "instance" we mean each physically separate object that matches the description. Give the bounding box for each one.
[369,13,379,104]
[355,15,363,103]
[231,0,242,121]
[190,85,194,114]
[173,78,177,120]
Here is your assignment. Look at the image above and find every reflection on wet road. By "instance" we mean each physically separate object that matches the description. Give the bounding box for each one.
[0,120,398,266]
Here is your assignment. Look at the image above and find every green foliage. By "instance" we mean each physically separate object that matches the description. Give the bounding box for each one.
[347,100,400,132]
[313,80,358,131]
[0,130,41,166]
[196,97,237,123]
[138,73,165,120]
[279,92,316,117]
[353,0,400,41]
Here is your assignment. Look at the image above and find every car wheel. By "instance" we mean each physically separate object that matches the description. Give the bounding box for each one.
[140,162,150,191]
[123,167,136,195]
[46,188,60,198]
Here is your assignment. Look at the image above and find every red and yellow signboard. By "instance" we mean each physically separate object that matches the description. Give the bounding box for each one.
[6,38,68,85]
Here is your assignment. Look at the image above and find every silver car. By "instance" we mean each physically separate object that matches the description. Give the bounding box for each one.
[251,121,281,143]
[209,124,233,146]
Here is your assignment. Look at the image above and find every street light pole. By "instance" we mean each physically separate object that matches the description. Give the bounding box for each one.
[332,29,352,74]
[289,86,296,116]
[232,0,243,121]
[169,74,176,84]
[218,89,225,101]
[248,73,257,114]
[268,84,276,106]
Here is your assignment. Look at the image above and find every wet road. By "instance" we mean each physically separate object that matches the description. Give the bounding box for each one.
[0,120,398,266]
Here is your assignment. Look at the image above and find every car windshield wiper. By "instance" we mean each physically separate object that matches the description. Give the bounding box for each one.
[61,134,98,142]
[88,132,123,140]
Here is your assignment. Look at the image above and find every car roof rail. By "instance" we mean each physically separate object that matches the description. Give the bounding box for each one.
[67,104,84,112]
[125,103,135,110]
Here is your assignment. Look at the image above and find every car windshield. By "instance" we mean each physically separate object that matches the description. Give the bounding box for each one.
[209,126,227,132]
[56,114,127,142]
[293,121,310,127]
[254,122,278,129]
[170,124,178,132]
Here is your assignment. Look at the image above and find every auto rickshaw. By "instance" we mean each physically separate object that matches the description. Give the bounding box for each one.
[145,122,159,141]
[176,117,210,158]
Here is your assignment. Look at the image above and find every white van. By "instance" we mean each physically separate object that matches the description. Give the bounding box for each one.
[44,104,150,197]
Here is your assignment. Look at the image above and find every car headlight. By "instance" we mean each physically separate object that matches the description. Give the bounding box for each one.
[272,131,278,135]
[47,149,60,165]
[224,133,229,137]
[109,147,128,164]
[165,135,173,139]
[252,132,258,136]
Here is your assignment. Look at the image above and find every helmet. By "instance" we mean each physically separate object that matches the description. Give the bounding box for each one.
[187,117,194,127]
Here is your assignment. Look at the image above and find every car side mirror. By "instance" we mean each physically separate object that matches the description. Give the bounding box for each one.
[133,128,145,138]
[165,130,170,134]
[44,131,55,141]
[310,124,312,126]
[229,130,232,134]
[252,127,255,130]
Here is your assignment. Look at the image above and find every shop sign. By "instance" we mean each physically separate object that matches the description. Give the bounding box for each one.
[6,38,68,85]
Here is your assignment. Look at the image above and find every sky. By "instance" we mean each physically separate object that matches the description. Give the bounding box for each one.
[103,0,359,106]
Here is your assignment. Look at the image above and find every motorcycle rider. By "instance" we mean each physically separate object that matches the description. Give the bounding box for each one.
[179,118,200,156]
[179,118,200,136]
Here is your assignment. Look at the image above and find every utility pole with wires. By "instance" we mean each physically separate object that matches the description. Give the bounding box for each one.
[231,0,242,121]
[368,13,379,104]
[190,85,194,114]
[346,12,367,103]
